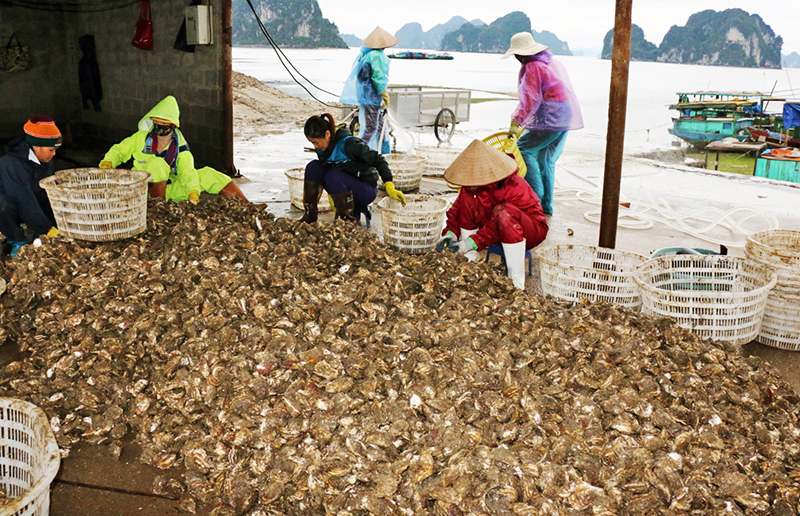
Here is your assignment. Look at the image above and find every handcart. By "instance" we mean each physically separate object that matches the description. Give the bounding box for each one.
[387,86,471,143]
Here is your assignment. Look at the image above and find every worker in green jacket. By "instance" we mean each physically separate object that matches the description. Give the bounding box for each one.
[99,96,248,202]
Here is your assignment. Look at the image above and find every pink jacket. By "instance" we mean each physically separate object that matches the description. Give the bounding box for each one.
[513,50,583,131]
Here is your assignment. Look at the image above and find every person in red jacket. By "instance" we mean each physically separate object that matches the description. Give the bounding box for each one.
[437,139,548,289]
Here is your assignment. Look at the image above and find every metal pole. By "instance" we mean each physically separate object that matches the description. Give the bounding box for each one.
[598,0,633,249]
[221,0,237,176]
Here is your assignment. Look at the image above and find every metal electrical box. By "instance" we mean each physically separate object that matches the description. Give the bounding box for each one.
[186,5,213,45]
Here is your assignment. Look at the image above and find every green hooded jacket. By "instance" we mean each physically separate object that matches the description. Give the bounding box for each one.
[101,96,230,201]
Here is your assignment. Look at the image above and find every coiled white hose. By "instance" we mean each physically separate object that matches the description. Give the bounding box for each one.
[555,165,780,248]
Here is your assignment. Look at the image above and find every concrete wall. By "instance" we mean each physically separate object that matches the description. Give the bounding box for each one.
[0,0,227,170]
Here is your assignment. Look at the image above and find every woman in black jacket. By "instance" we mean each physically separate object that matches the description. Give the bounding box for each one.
[299,113,405,224]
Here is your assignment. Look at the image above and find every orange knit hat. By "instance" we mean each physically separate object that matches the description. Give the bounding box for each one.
[24,116,62,147]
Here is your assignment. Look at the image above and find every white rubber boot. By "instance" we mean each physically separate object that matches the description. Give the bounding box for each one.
[502,241,527,290]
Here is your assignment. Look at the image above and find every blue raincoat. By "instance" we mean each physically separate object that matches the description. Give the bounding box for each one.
[341,47,391,153]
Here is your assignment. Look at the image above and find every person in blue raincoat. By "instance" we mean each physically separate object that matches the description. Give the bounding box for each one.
[504,32,583,216]
[340,26,398,154]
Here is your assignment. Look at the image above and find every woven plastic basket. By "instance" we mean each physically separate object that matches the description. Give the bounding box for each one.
[0,398,60,516]
[482,132,527,178]
[534,244,649,308]
[285,168,333,212]
[634,255,777,346]
[745,229,800,348]
[377,195,449,254]
[414,146,462,176]
[380,154,427,192]
[39,168,150,242]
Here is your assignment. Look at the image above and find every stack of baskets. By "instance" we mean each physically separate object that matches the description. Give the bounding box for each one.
[285,168,333,212]
[745,229,800,349]
[381,153,427,192]
[535,244,778,347]
[0,398,60,516]
[39,168,150,242]
[376,195,449,254]
[414,146,462,176]
[534,244,649,309]
[634,255,777,346]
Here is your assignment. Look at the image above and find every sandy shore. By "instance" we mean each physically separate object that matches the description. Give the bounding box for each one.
[233,71,328,139]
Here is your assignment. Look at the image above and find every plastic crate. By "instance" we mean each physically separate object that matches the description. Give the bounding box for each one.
[39,168,150,242]
[534,244,649,308]
[0,398,60,516]
[634,255,777,346]
[745,229,800,348]
[380,154,427,192]
[377,195,449,254]
[285,168,333,212]
[482,132,527,178]
[414,146,462,176]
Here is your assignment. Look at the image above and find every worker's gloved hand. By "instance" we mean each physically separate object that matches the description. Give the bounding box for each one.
[46,227,60,238]
[381,90,390,109]
[448,237,477,255]
[384,182,406,206]
[188,191,200,205]
[99,160,113,169]
[508,120,523,140]
[8,241,25,258]
[435,231,457,252]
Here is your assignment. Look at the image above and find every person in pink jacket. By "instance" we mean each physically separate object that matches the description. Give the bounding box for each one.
[437,139,548,289]
[504,32,583,216]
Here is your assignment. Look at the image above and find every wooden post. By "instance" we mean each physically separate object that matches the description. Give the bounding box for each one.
[222,0,237,177]
[598,0,633,249]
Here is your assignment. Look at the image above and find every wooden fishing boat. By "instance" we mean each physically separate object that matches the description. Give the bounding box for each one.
[667,91,767,149]
[388,51,454,60]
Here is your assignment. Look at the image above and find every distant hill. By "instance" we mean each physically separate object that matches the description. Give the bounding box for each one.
[232,0,346,48]
[395,17,485,50]
[602,9,782,68]
[440,11,572,55]
[784,52,800,69]
[601,24,659,61]
[339,33,362,48]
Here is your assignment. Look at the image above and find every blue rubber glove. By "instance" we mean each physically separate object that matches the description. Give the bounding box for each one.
[435,231,457,252]
[9,241,25,258]
[448,237,477,255]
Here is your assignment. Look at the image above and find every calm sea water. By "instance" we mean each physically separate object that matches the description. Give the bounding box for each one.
[233,46,800,148]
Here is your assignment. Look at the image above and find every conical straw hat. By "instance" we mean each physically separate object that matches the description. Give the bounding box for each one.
[362,26,399,49]
[444,139,519,187]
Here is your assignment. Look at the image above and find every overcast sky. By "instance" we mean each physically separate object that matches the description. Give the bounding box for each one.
[316,0,800,56]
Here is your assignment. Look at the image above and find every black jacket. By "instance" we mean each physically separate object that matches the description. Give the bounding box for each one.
[0,137,57,234]
[316,126,392,188]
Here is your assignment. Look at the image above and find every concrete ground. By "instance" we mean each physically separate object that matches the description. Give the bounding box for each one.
[4,132,800,515]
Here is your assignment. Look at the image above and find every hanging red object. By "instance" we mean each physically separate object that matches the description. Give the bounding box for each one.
[131,0,153,50]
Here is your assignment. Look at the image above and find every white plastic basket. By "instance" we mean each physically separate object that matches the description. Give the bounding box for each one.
[414,146,462,176]
[377,195,449,254]
[0,398,60,516]
[39,168,150,242]
[745,229,800,348]
[285,168,333,212]
[534,245,649,308]
[634,255,777,346]
[380,154,427,192]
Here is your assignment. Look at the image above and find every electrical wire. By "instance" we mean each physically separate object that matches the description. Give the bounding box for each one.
[242,0,341,107]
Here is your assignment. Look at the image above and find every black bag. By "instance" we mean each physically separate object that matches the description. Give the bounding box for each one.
[1,33,32,72]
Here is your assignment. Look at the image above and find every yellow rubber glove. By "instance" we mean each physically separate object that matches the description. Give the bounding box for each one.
[509,120,523,140]
[188,192,200,204]
[384,181,406,206]
[99,160,113,169]
[381,90,390,109]
[46,227,60,238]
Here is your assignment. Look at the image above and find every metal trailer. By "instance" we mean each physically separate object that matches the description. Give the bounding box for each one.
[387,86,471,142]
